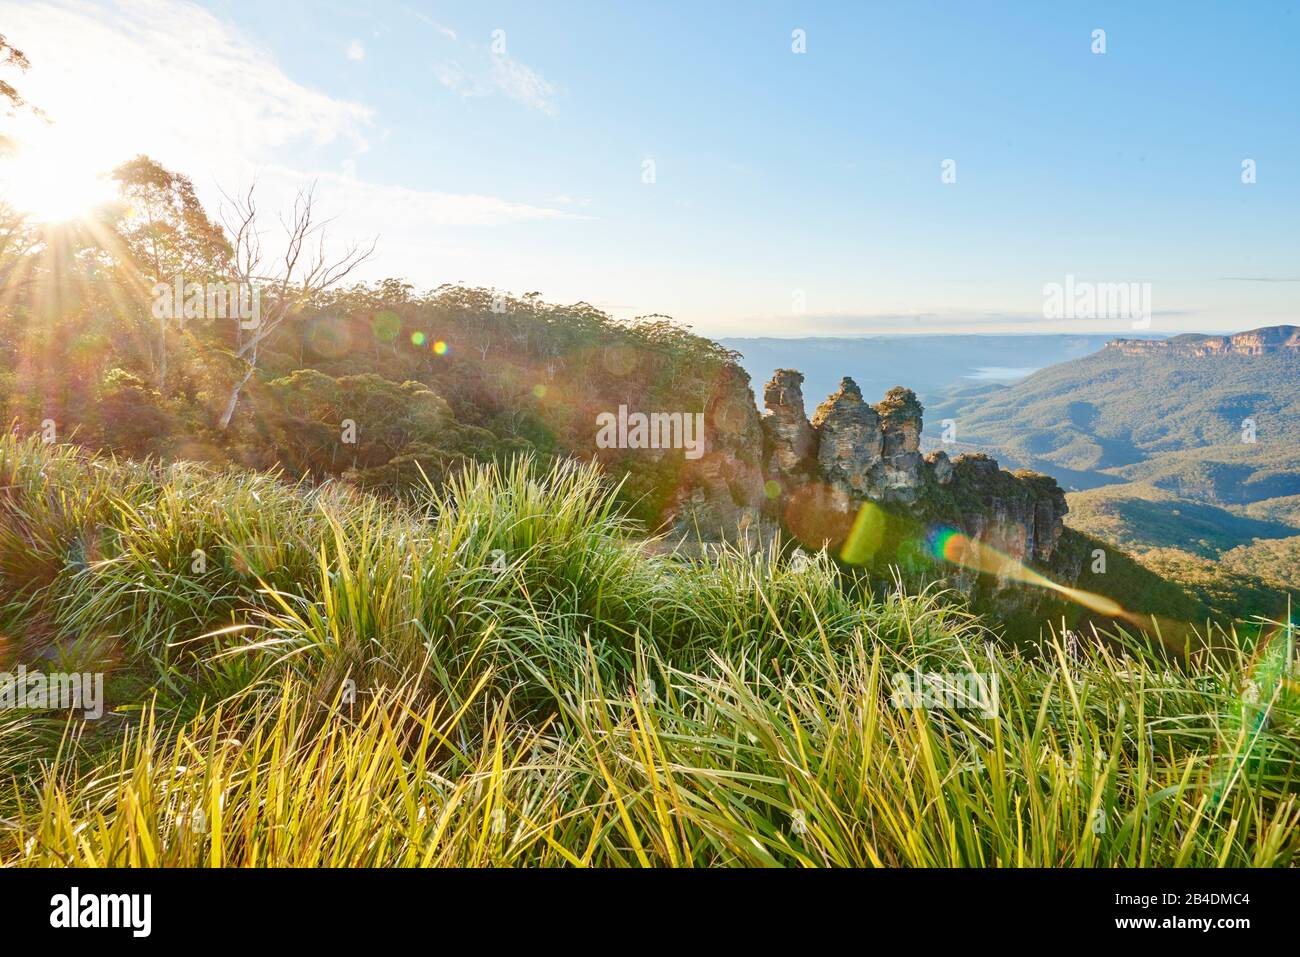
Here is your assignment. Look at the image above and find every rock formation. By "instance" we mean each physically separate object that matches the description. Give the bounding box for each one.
[942,454,1067,565]
[671,364,1070,576]
[760,369,816,478]
[876,386,925,505]
[799,379,927,506]
[657,362,1219,639]
[925,449,954,485]
[810,377,882,500]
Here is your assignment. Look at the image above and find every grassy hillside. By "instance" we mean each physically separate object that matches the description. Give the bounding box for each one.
[1244,495,1300,527]
[1,434,1297,867]
[2,158,753,532]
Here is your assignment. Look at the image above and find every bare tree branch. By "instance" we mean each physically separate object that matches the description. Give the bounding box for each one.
[216,180,377,428]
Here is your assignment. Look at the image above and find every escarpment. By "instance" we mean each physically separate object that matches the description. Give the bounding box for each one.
[1106,325,1300,357]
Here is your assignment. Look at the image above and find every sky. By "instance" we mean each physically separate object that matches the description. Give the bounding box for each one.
[0,0,1297,337]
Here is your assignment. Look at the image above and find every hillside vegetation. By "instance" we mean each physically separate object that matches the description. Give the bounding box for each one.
[1066,482,1297,558]
[925,347,1299,490]
[927,340,1300,601]
[0,159,739,530]
[1,434,1297,867]
[1,157,1292,867]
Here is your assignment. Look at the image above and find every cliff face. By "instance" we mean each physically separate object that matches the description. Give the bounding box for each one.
[941,454,1067,566]
[1106,325,1300,358]
[876,387,925,505]
[665,363,769,548]
[810,377,883,500]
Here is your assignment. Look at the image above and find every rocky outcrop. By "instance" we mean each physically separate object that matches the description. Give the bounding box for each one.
[1106,325,1300,358]
[761,369,816,478]
[876,387,924,505]
[790,373,1068,566]
[666,363,1070,575]
[811,378,883,500]
[652,360,1214,639]
[943,454,1067,566]
[807,380,927,506]
[925,450,954,485]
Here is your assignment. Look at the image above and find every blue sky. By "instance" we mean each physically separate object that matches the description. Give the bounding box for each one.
[2,0,1297,335]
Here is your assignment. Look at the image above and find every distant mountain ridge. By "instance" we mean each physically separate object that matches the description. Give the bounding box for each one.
[1106,325,1300,358]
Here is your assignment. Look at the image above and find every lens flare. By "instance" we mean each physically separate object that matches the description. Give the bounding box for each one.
[306,316,351,359]
[930,528,1142,624]
[840,501,887,564]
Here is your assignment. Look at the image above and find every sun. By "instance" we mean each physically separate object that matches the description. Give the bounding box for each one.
[0,129,119,224]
